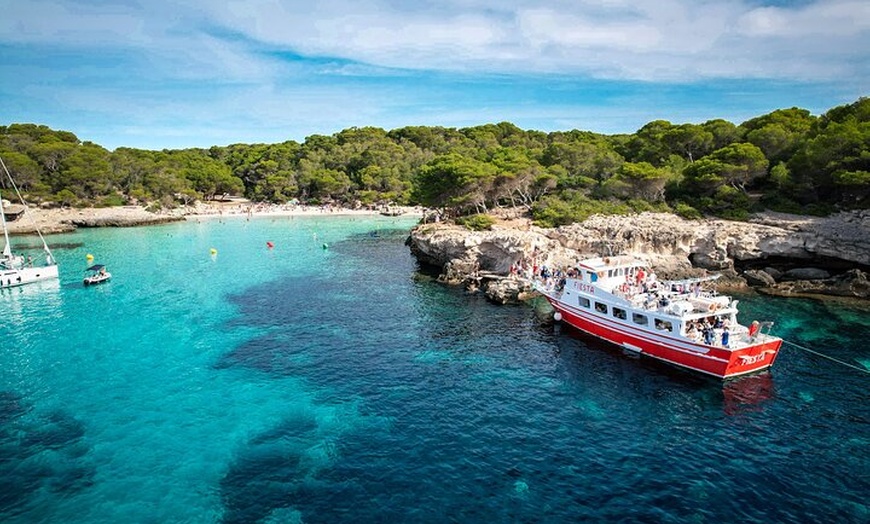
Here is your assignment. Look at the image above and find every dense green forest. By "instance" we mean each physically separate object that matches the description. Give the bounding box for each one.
[1,97,868,227]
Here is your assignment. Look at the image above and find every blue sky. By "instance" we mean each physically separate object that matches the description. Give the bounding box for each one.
[0,0,867,150]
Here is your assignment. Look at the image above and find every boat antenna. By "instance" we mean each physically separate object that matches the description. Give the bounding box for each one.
[0,155,55,262]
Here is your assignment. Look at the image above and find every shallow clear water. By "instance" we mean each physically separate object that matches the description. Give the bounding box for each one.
[2,215,868,523]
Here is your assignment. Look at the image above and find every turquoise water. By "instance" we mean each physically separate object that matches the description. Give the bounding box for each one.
[2,216,868,523]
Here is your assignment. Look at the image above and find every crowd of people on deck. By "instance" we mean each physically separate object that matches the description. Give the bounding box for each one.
[514,253,743,348]
[686,317,732,347]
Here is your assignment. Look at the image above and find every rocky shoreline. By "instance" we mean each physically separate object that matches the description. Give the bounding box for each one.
[407,210,870,304]
[5,206,183,235]
[8,203,868,303]
[5,201,423,235]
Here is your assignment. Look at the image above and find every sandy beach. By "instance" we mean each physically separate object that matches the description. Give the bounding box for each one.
[5,201,425,236]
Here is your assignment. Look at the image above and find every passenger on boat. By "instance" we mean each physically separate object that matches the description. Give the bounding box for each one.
[658,295,670,311]
[686,322,699,340]
[703,324,714,345]
[721,326,730,348]
[748,320,760,340]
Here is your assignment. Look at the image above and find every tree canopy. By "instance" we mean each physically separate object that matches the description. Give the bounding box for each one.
[1,97,868,223]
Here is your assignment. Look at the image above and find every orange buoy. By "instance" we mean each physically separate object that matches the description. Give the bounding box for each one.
[266,241,274,248]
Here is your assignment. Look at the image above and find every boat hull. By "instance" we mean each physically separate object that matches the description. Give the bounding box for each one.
[0,265,59,289]
[83,275,110,285]
[547,296,781,379]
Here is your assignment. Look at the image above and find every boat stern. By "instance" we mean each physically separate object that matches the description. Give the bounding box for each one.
[723,337,783,378]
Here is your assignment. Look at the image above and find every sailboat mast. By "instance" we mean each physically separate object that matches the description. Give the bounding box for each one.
[0,154,54,262]
[0,172,11,259]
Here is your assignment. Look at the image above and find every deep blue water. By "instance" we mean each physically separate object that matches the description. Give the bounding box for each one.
[1,215,868,523]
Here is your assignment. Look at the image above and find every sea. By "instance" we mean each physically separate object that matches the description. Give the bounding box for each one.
[1,215,868,524]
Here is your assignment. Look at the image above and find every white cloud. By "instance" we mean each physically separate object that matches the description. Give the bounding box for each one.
[1,0,867,83]
[0,0,146,46]
[517,8,663,51]
[0,0,866,149]
[198,0,868,82]
[738,1,870,37]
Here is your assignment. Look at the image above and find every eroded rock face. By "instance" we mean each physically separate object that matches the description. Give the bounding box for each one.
[484,278,535,305]
[407,210,870,302]
[744,269,777,287]
[782,268,831,281]
[761,269,870,299]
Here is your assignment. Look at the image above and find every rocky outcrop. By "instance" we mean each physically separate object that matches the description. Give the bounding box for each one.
[66,214,181,228]
[782,268,831,281]
[750,211,870,268]
[7,206,183,235]
[483,278,535,305]
[760,269,870,299]
[743,269,776,287]
[407,210,870,302]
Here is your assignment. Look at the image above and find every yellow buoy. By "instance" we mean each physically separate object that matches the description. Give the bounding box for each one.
[86,253,94,260]
[210,248,218,255]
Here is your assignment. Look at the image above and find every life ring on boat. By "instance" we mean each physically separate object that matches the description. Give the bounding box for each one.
[597,271,604,278]
[708,302,719,312]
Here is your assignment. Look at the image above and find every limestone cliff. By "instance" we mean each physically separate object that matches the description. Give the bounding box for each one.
[407,210,870,302]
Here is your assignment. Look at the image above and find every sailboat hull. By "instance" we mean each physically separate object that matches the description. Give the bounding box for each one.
[0,264,59,288]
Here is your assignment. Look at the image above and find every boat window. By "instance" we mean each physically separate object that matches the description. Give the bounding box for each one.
[578,297,590,308]
[654,318,673,332]
[612,307,627,320]
[632,313,648,325]
[594,302,608,314]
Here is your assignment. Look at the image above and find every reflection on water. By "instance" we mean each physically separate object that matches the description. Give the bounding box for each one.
[0,278,63,320]
[722,373,776,416]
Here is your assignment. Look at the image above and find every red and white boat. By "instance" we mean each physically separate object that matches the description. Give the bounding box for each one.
[536,255,782,379]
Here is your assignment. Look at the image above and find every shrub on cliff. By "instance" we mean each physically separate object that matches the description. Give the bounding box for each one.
[455,213,495,231]
[673,202,702,219]
[531,191,671,227]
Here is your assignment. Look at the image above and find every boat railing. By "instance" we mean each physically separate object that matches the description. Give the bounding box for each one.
[727,322,778,348]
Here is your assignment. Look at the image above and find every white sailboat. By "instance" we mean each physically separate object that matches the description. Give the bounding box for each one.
[0,155,59,288]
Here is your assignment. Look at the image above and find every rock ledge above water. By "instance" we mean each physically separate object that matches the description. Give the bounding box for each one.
[408,210,870,302]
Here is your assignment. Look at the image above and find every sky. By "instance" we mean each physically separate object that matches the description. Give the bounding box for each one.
[0,0,867,151]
